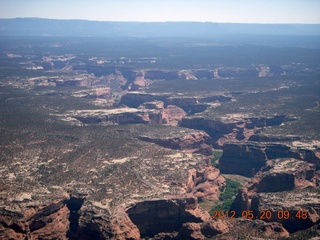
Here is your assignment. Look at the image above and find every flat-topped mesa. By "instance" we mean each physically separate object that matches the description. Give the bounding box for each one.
[72,108,164,125]
[69,100,187,126]
[219,142,320,177]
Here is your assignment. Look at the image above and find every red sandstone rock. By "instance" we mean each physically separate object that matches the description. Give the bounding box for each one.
[176,220,229,240]
[0,199,70,240]
[139,131,213,156]
[187,166,226,201]
[126,198,210,238]
[162,105,187,126]
[76,214,140,240]
[252,220,290,238]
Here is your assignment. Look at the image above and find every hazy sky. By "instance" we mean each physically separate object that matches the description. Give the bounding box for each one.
[1,0,320,23]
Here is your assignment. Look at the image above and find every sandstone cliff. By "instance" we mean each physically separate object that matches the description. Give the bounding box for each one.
[126,197,210,238]
[229,157,319,234]
[138,131,212,156]
[180,114,294,148]
[219,142,320,177]
[186,166,226,201]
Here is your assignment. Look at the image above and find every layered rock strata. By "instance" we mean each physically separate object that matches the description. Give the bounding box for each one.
[230,158,319,233]
[120,92,231,114]
[138,131,212,156]
[180,114,295,148]
[126,197,210,238]
[219,142,320,177]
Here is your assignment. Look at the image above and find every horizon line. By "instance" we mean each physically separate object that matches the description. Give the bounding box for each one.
[1,17,320,25]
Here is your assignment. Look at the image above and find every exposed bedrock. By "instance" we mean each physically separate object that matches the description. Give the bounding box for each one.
[72,100,187,126]
[162,105,187,126]
[180,115,295,148]
[230,158,319,232]
[126,197,210,238]
[186,166,226,202]
[0,198,70,240]
[250,189,320,233]
[138,101,187,126]
[219,143,267,177]
[0,195,141,240]
[176,220,229,240]
[176,219,289,240]
[180,117,236,145]
[138,131,213,156]
[74,213,140,240]
[119,92,231,114]
[219,142,320,177]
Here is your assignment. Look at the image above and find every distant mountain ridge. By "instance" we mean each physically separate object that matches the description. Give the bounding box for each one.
[1,18,320,37]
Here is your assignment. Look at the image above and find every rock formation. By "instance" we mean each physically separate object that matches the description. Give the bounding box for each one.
[186,167,226,201]
[120,92,231,114]
[176,220,229,240]
[251,188,320,233]
[180,114,295,148]
[138,131,212,156]
[126,197,210,238]
[219,142,320,177]
[229,157,319,234]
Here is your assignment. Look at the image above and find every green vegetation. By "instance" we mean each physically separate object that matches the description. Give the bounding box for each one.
[211,150,223,168]
[210,178,241,214]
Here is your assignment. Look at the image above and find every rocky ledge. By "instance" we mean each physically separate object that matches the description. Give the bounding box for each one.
[120,91,232,114]
[229,157,319,234]
[180,114,296,148]
[219,141,320,177]
[61,100,187,126]
[126,197,210,238]
[138,130,212,156]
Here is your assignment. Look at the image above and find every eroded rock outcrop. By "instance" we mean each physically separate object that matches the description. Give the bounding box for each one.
[175,218,289,240]
[219,142,320,177]
[231,158,317,210]
[138,101,187,126]
[162,105,187,126]
[219,143,267,177]
[229,157,319,233]
[120,92,231,114]
[251,188,320,233]
[0,198,70,240]
[180,114,295,148]
[138,131,212,156]
[126,197,210,238]
[0,195,142,240]
[176,220,229,240]
[74,212,140,240]
[186,167,226,201]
